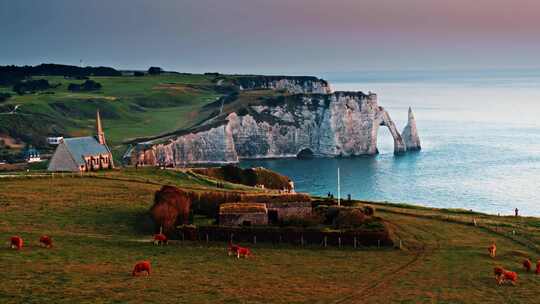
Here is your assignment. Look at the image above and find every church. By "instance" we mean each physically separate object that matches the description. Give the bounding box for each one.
[47,110,114,172]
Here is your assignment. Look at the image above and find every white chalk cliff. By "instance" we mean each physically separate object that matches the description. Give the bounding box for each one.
[132,78,419,166]
[401,107,421,151]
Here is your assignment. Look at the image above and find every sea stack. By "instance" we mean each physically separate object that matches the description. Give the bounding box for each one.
[402,107,421,151]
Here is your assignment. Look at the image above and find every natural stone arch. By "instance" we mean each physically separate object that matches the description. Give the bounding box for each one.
[296,148,315,159]
[378,109,406,155]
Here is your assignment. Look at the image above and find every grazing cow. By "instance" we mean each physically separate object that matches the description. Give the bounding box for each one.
[523,259,532,272]
[536,261,540,275]
[488,242,497,258]
[150,185,192,235]
[153,233,168,246]
[498,270,518,286]
[132,261,151,276]
[39,235,53,248]
[10,236,23,250]
[227,241,240,256]
[236,246,252,259]
[494,266,505,282]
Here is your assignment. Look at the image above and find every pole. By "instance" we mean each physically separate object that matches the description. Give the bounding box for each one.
[337,167,341,207]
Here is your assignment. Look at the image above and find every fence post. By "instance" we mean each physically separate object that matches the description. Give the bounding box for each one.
[301,235,304,247]
[377,240,380,248]
[206,233,209,243]
[279,235,282,244]
[324,236,327,248]
[399,239,402,250]
[182,232,185,242]
[338,237,341,248]
[354,237,357,249]
[253,235,257,244]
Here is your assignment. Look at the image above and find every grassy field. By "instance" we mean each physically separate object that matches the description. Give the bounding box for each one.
[0,74,225,158]
[1,171,540,303]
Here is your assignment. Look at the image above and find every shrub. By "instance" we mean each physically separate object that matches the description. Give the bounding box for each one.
[363,206,375,216]
[335,208,367,228]
[68,80,102,92]
[134,71,144,77]
[150,185,192,235]
[13,79,52,95]
[280,213,324,228]
[0,92,11,103]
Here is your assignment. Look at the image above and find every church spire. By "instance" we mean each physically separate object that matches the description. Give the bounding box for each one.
[96,109,106,145]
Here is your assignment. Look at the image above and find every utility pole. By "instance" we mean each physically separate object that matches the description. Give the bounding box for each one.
[337,167,341,207]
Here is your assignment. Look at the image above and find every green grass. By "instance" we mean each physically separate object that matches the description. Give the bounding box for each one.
[0,74,224,157]
[2,171,540,303]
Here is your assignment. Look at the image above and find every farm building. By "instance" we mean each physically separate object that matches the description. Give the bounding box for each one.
[219,203,268,226]
[48,110,114,172]
[266,201,312,224]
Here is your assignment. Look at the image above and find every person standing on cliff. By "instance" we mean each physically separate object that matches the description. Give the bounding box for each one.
[515,208,519,217]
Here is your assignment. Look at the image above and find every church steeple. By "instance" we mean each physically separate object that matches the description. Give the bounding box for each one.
[96,109,106,145]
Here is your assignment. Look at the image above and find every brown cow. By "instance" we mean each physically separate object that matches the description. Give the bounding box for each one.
[523,259,532,272]
[10,236,23,250]
[132,261,151,276]
[39,235,53,248]
[150,185,191,234]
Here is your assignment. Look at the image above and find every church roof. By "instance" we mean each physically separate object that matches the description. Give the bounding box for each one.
[63,136,110,165]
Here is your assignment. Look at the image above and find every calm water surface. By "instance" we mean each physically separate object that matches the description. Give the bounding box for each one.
[241,71,540,215]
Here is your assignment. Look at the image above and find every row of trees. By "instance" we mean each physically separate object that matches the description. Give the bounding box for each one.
[0,64,121,86]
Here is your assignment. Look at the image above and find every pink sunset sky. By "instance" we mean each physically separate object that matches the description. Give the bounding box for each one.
[1,0,539,73]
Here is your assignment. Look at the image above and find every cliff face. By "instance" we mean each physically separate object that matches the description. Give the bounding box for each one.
[235,76,332,94]
[134,92,415,166]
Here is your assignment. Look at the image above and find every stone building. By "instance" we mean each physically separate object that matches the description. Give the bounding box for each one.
[47,110,114,172]
[219,203,268,226]
[266,201,312,224]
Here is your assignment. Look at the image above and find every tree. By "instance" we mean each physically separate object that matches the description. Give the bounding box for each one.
[148,67,163,75]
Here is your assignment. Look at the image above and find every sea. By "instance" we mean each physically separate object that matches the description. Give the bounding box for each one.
[241,69,540,216]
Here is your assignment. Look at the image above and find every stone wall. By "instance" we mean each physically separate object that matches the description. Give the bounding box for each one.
[266,201,312,221]
[219,213,268,226]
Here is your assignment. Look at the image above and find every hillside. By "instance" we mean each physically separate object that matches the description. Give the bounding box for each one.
[0,68,335,165]
[0,72,231,160]
[1,169,540,303]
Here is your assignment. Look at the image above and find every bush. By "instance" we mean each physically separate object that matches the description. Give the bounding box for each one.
[280,213,324,228]
[363,206,375,216]
[0,93,11,103]
[134,71,144,77]
[335,208,367,228]
[13,79,52,95]
[68,80,102,92]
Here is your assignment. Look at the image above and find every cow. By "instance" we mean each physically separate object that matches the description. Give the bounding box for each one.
[523,259,532,272]
[536,260,540,275]
[39,235,53,248]
[10,236,23,250]
[498,270,518,286]
[227,241,240,256]
[236,246,252,259]
[153,233,168,246]
[488,242,496,258]
[132,261,151,276]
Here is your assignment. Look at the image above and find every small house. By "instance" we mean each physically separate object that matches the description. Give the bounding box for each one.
[219,203,268,226]
[47,136,64,145]
[23,146,41,163]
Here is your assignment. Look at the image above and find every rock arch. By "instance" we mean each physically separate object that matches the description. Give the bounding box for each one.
[296,148,315,159]
[379,109,406,154]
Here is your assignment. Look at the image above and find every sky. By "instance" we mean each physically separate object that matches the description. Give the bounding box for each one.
[1,0,540,74]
